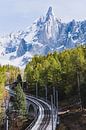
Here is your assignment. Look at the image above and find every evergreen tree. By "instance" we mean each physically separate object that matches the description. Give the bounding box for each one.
[13,83,27,116]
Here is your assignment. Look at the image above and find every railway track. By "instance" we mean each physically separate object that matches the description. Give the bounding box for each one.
[37,99,51,130]
[6,86,57,130]
[26,96,57,130]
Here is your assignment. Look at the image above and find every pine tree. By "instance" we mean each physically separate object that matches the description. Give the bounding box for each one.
[13,83,27,116]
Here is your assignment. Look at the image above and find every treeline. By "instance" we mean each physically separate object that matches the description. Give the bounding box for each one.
[0,65,20,103]
[0,65,20,84]
[0,65,20,128]
[25,45,86,106]
[0,65,20,98]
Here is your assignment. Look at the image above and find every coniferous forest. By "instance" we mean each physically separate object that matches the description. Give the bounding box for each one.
[25,45,86,106]
[0,65,20,128]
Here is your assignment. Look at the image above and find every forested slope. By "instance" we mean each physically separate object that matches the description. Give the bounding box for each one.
[25,45,86,106]
[0,65,20,128]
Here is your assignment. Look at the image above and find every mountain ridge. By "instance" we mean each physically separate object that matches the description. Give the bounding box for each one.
[0,7,86,68]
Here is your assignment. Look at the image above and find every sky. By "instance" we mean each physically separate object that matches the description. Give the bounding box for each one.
[0,0,86,35]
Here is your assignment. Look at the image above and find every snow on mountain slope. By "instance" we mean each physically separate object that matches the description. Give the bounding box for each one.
[0,7,86,68]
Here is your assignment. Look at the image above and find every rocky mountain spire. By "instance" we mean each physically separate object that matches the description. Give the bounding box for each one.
[46,6,53,21]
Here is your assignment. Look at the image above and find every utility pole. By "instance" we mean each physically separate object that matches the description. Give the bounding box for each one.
[6,116,8,130]
[56,90,59,124]
[53,87,56,106]
[77,71,83,111]
[45,86,47,102]
[51,95,53,130]
[36,82,38,98]
[5,97,9,130]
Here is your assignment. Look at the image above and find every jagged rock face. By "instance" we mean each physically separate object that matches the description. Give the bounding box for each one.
[17,39,27,57]
[0,7,86,67]
[35,7,61,47]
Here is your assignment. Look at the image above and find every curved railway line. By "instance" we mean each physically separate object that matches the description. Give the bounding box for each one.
[6,86,58,130]
[27,96,51,130]
[26,96,57,130]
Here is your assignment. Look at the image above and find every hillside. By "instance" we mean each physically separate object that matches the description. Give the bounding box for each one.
[24,45,86,130]
[24,45,86,104]
[58,109,86,130]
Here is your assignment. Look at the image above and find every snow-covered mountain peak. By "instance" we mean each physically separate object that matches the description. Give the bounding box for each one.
[0,7,86,68]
